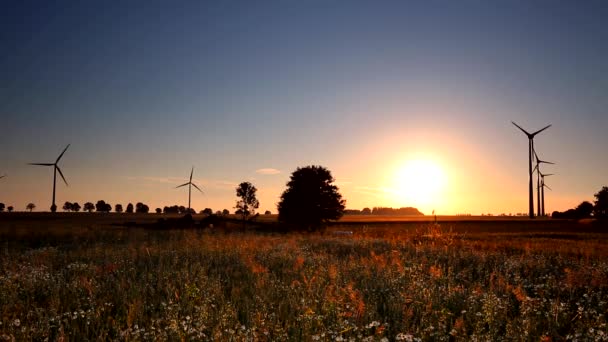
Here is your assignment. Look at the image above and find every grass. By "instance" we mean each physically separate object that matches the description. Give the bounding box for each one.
[0,214,607,341]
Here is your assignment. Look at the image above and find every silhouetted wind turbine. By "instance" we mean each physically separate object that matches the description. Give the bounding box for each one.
[29,144,70,213]
[176,166,203,212]
[512,122,551,218]
[533,149,555,217]
[539,171,554,216]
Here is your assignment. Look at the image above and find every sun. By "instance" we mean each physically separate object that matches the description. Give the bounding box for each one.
[391,159,447,208]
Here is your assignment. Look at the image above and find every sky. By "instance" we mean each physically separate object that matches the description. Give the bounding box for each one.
[1,1,607,215]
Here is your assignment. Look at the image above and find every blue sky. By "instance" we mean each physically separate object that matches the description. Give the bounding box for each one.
[1,1,607,214]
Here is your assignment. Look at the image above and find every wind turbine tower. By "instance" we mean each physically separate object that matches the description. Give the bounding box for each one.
[176,166,203,213]
[512,122,551,218]
[29,144,70,213]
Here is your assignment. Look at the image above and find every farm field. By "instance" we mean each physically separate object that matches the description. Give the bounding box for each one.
[1,214,607,341]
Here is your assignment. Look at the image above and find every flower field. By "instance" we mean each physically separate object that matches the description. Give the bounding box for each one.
[1,217,607,341]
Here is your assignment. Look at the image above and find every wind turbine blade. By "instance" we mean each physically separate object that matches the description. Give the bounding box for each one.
[543,173,554,177]
[543,184,552,191]
[176,182,190,188]
[538,159,555,165]
[56,166,68,186]
[29,163,54,166]
[56,144,70,163]
[531,124,551,136]
[511,121,531,137]
[190,166,194,182]
[191,183,204,194]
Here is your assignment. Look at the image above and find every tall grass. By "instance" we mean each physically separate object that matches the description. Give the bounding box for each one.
[1,223,607,340]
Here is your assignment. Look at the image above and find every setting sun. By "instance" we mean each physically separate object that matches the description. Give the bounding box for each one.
[391,159,447,209]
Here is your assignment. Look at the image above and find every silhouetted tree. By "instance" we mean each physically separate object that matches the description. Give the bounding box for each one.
[371,207,423,216]
[96,200,111,213]
[62,201,72,212]
[83,202,95,213]
[115,204,123,213]
[278,165,345,230]
[202,208,213,215]
[361,207,371,215]
[265,210,271,215]
[135,202,149,213]
[126,203,134,213]
[222,209,230,215]
[594,186,608,219]
[236,182,259,221]
[72,202,81,212]
[215,210,222,216]
[0,203,4,212]
[26,203,36,212]
[575,201,594,218]
[7,206,13,213]
[155,208,162,214]
[163,205,179,214]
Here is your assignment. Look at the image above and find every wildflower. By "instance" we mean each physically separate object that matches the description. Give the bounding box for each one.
[366,321,381,328]
[396,333,414,341]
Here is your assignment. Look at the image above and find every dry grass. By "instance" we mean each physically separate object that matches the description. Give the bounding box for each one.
[0,215,607,341]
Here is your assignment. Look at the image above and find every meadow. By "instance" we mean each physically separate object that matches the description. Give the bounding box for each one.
[1,214,607,341]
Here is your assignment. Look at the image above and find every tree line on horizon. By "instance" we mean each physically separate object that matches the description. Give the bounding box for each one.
[2,167,606,227]
[551,186,608,219]
[343,207,424,216]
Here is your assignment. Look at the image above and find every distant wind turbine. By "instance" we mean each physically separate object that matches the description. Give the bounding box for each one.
[539,171,554,216]
[512,122,551,218]
[176,166,203,212]
[533,149,555,217]
[29,144,70,213]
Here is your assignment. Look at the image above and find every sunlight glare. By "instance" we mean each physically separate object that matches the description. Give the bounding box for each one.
[392,159,447,208]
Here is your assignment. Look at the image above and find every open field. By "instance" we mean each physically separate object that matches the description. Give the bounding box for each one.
[1,214,607,341]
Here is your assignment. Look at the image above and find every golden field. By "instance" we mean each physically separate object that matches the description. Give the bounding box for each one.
[1,213,607,341]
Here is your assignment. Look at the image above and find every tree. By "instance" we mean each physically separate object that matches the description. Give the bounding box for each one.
[222,209,230,215]
[575,201,594,218]
[594,186,608,219]
[83,202,95,213]
[135,202,149,213]
[115,204,123,213]
[265,210,271,215]
[277,165,345,230]
[202,208,213,215]
[126,203,134,213]
[62,201,73,212]
[72,202,81,212]
[26,203,36,212]
[7,206,13,213]
[96,200,111,213]
[0,203,4,212]
[361,207,371,215]
[235,182,259,220]
[155,208,162,214]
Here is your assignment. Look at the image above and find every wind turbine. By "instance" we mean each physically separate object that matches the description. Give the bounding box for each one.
[176,166,203,213]
[539,171,554,216]
[29,144,70,213]
[512,122,551,218]
[533,149,555,217]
